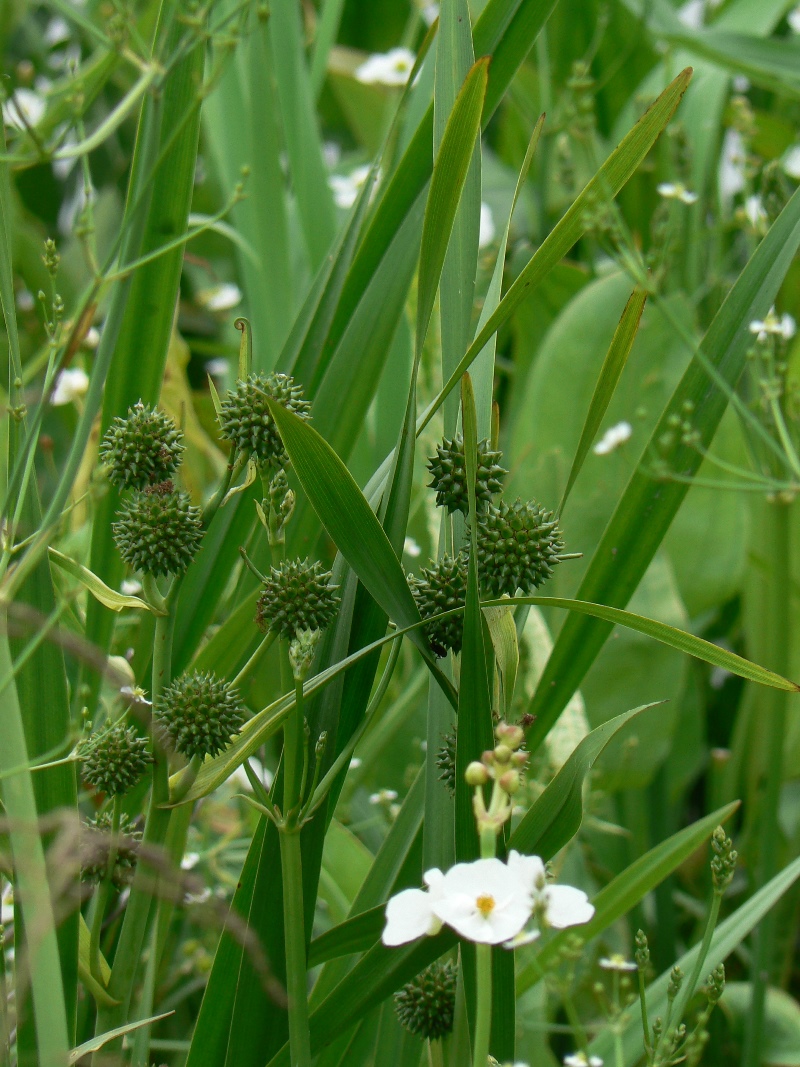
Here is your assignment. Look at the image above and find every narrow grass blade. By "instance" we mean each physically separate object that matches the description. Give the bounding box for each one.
[589,854,800,1064]
[559,286,647,514]
[509,704,658,858]
[69,1013,173,1063]
[525,181,800,743]
[416,58,488,356]
[517,801,740,993]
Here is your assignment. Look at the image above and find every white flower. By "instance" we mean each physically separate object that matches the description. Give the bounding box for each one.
[420,3,439,25]
[328,164,373,209]
[205,357,229,378]
[120,685,152,709]
[789,5,800,32]
[45,17,71,46]
[732,75,750,93]
[182,852,200,870]
[479,202,496,248]
[783,146,800,181]
[349,757,362,770]
[743,194,767,230]
[198,283,242,312]
[355,48,416,87]
[16,289,34,312]
[403,536,421,558]
[749,306,796,342]
[2,884,13,927]
[593,421,632,456]
[121,579,142,596]
[719,129,746,202]
[564,1055,603,1067]
[323,141,341,168]
[382,869,445,946]
[369,788,398,805]
[656,182,698,205]
[3,88,46,130]
[83,325,101,349]
[51,367,89,406]
[599,953,637,972]
[677,0,704,28]
[430,857,534,945]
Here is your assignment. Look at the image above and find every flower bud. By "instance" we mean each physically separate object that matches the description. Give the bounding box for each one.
[289,628,321,681]
[512,749,529,767]
[465,761,489,786]
[493,743,513,765]
[474,498,565,597]
[112,482,203,577]
[394,960,456,1041]
[81,721,152,797]
[498,769,521,795]
[156,671,244,760]
[427,434,506,516]
[100,401,184,489]
[495,722,524,749]
[218,371,310,470]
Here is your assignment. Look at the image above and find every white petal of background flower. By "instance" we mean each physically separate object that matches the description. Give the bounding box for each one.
[355,48,416,87]
[479,202,496,248]
[563,1053,603,1067]
[3,88,46,130]
[599,953,637,972]
[593,421,632,456]
[51,367,89,406]
[328,164,372,209]
[789,5,800,32]
[718,129,746,202]
[783,146,800,180]
[506,850,546,892]
[198,283,242,312]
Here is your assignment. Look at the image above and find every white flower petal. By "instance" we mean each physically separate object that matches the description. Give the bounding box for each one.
[431,858,533,945]
[3,88,46,130]
[198,283,242,312]
[564,1054,603,1067]
[719,129,746,202]
[789,5,800,32]
[503,926,541,949]
[382,887,442,946]
[677,0,704,29]
[784,146,800,180]
[355,48,416,87]
[506,850,546,892]
[593,421,632,456]
[51,367,89,406]
[599,954,637,972]
[543,884,594,929]
[479,202,496,248]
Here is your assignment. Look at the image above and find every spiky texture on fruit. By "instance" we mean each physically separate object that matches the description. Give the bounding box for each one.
[426,433,506,515]
[113,481,203,577]
[394,960,457,1041]
[156,671,245,759]
[218,372,311,469]
[436,729,457,796]
[409,554,467,657]
[99,401,185,490]
[81,721,152,797]
[475,498,564,597]
[81,812,141,888]
[256,558,340,639]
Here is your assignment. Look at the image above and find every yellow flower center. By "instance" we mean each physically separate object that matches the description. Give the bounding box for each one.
[476,894,496,917]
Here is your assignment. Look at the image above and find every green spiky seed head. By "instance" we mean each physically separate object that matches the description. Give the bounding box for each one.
[81,812,141,888]
[436,729,457,796]
[427,433,506,515]
[394,960,457,1041]
[409,554,467,657]
[81,721,152,797]
[113,481,203,577]
[475,498,564,597]
[256,558,339,639]
[218,372,311,469]
[155,670,245,760]
[99,401,185,489]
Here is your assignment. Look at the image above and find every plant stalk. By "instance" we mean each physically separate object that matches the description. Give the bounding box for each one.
[742,499,792,1067]
[472,943,492,1067]
[279,827,312,1067]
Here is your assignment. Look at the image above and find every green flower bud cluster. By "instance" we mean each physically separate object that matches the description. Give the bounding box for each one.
[409,553,467,658]
[255,558,339,639]
[113,481,203,578]
[710,826,737,892]
[471,721,529,835]
[81,720,152,797]
[100,402,184,490]
[427,433,506,515]
[155,670,245,760]
[103,402,203,578]
[81,812,141,888]
[436,729,457,796]
[394,960,457,1041]
[218,372,310,470]
[411,430,568,660]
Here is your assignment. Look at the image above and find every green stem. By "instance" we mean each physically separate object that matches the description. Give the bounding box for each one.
[428,1038,445,1067]
[231,630,277,689]
[638,967,652,1059]
[94,595,176,1047]
[742,499,792,1067]
[472,943,492,1067]
[279,828,312,1067]
[89,797,121,984]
